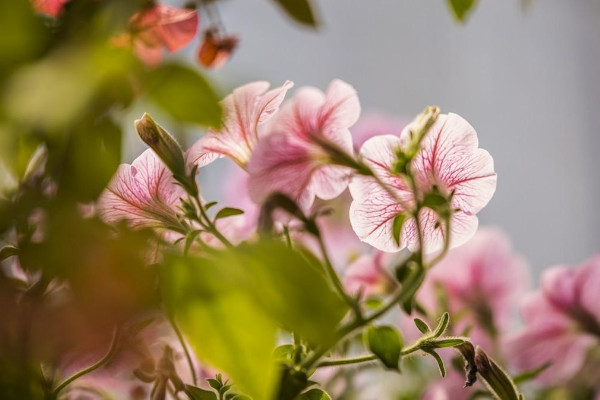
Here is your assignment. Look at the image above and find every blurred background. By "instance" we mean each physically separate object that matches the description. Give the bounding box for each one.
[123,0,600,277]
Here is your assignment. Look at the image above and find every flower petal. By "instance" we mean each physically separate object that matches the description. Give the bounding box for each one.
[98,149,184,229]
[187,81,293,168]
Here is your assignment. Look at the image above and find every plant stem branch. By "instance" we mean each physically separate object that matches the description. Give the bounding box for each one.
[169,314,197,386]
[52,326,120,396]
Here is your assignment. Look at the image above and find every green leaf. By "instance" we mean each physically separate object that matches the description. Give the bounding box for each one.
[205,201,218,210]
[146,64,222,127]
[424,349,446,377]
[185,385,218,400]
[447,0,479,22]
[160,240,348,400]
[432,338,466,348]
[272,0,319,27]
[295,388,332,400]
[513,362,551,385]
[215,207,244,220]
[432,312,450,337]
[413,318,431,334]
[364,325,403,370]
[392,213,406,247]
[273,344,295,365]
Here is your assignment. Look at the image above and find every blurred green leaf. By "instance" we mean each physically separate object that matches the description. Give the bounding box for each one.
[272,0,319,27]
[0,1,47,71]
[185,385,218,400]
[59,116,122,200]
[513,362,550,385]
[364,325,403,370]
[215,207,244,220]
[294,389,332,400]
[161,240,348,400]
[447,0,479,22]
[3,45,135,131]
[145,64,222,127]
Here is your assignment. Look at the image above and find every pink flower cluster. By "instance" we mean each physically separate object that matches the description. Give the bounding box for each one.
[507,255,600,385]
[99,79,496,259]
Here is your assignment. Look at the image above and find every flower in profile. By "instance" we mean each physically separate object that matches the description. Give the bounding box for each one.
[506,255,600,385]
[247,79,360,210]
[98,149,185,230]
[31,0,69,17]
[349,112,496,253]
[418,227,529,352]
[187,80,293,169]
[112,4,198,66]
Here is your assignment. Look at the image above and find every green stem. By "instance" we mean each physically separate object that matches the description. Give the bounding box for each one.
[52,326,120,397]
[169,314,197,386]
[191,194,233,249]
[301,264,425,370]
[315,231,361,317]
[317,354,377,368]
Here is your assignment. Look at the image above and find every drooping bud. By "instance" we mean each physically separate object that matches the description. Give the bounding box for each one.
[474,346,521,400]
[455,341,477,387]
[135,113,186,179]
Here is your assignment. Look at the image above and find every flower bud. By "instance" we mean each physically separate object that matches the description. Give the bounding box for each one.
[135,113,186,178]
[475,346,521,400]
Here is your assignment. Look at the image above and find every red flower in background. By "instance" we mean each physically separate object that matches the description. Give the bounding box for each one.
[113,4,199,66]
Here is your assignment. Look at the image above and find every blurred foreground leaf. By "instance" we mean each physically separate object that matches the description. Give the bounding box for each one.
[161,240,348,400]
[145,64,222,128]
[272,0,319,27]
[447,0,479,22]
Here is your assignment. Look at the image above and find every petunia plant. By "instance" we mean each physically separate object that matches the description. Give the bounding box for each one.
[1,1,597,400]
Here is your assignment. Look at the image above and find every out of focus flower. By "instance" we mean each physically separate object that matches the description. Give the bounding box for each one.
[506,255,600,384]
[419,227,529,352]
[31,0,69,17]
[422,370,470,400]
[197,28,239,69]
[350,111,407,150]
[349,113,496,253]
[343,250,395,298]
[98,149,185,230]
[187,81,293,168]
[248,79,360,211]
[112,4,199,66]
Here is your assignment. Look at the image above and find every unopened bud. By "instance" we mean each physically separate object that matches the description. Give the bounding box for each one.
[474,346,521,400]
[411,106,440,142]
[135,113,186,178]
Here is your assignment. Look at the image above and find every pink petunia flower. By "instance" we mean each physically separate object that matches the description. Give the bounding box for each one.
[506,255,600,385]
[247,79,360,211]
[418,227,530,353]
[112,4,199,66]
[349,113,496,253]
[31,0,69,17]
[98,149,185,230]
[187,81,293,169]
